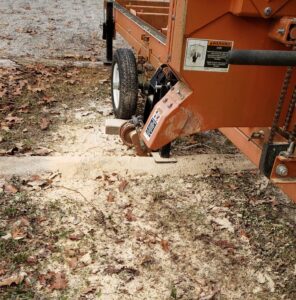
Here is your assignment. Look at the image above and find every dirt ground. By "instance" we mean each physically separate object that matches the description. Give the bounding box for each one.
[0,0,124,61]
[0,1,296,300]
[0,63,295,300]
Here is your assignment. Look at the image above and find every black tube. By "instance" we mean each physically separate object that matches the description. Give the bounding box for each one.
[105,0,114,64]
[160,143,171,158]
[227,50,296,66]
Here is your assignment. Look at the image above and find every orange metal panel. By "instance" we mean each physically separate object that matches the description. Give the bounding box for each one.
[114,8,168,68]
[113,0,296,202]
[231,0,296,18]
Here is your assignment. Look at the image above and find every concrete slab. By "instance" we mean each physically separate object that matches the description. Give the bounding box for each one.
[105,119,127,135]
[151,152,177,164]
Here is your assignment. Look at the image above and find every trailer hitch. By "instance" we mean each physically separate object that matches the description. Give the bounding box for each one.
[227,50,296,66]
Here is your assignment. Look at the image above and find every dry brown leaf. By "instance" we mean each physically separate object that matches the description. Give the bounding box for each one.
[119,179,128,192]
[32,147,53,156]
[50,272,68,290]
[107,192,115,202]
[5,115,23,124]
[6,146,19,155]
[27,178,51,189]
[125,209,136,222]
[0,272,27,287]
[214,240,236,250]
[11,227,27,240]
[29,175,41,181]
[27,85,45,93]
[160,240,170,252]
[67,257,78,269]
[69,233,84,241]
[40,117,50,130]
[4,184,18,194]
[0,88,7,98]
[0,268,7,276]
[26,256,38,264]
[42,96,57,104]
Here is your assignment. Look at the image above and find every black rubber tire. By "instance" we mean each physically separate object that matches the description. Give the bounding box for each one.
[111,48,138,119]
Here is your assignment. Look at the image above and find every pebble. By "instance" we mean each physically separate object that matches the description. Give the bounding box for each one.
[256,272,266,284]
[80,252,92,265]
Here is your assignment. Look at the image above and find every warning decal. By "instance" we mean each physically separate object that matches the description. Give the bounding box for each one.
[144,110,162,141]
[184,39,233,72]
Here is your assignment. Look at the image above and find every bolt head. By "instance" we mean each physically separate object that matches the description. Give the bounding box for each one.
[275,164,288,177]
[264,7,272,16]
[277,28,286,36]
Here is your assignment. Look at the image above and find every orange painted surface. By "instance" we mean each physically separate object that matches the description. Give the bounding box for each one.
[113,0,296,202]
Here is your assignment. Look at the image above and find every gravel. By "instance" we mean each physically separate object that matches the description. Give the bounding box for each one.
[0,0,124,61]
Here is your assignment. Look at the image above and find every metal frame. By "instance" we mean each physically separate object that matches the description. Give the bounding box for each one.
[108,0,296,202]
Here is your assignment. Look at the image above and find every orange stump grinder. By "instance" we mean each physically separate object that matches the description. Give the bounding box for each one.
[103,0,296,202]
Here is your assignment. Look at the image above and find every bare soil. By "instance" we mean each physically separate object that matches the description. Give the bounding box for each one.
[0,64,295,300]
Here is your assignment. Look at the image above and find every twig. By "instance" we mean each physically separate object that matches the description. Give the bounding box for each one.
[80,146,101,156]
[53,184,102,214]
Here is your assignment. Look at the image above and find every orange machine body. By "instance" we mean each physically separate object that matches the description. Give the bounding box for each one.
[113,0,296,202]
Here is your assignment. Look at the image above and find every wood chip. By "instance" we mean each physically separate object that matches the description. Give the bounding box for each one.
[40,117,50,130]
[119,179,128,192]
[50,272,68,290]
[161,240,170,252]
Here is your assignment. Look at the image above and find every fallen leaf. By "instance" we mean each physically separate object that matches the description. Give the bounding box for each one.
[214,240,236,250]
[210,217,234,233]
[67,257,78,269]
[6,146,19,155]
[160,239,170,252]
[26,256,38,264]
[141,255,155,266]
[107,192,115,202]
[40,117,50,130]
[119,180,128,192]
[84,125,94,129]
[96,210,106,225]
[125,209,136,222]
[0,272,27,287]
[42,96,57,104]
[80,253,92,266]
[104,265,121,275]
[50,272,68,290]
[31,147,53,156]
[4,184,18,194]
[27,178,51,189]
[11,227,27,240]
[239,229,250,243]
[5,115,23,125]
[69,233,84,241]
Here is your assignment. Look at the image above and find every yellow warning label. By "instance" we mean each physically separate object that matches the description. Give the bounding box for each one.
[208,41,233,47]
